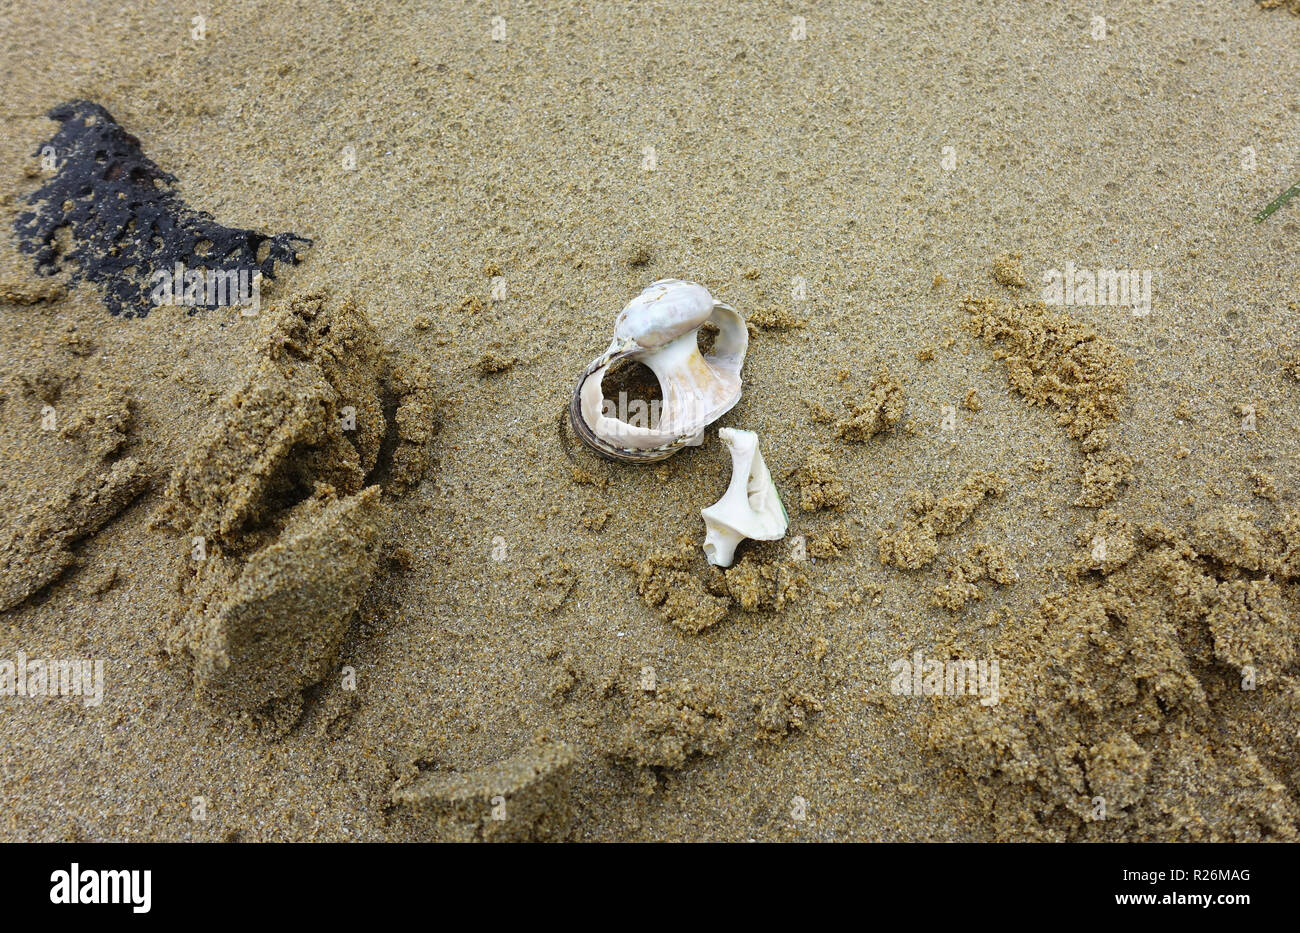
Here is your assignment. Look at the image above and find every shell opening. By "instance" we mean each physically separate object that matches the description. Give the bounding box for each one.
[598,359,664,431]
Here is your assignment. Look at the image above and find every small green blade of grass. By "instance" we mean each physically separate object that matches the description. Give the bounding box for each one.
[1255,178,1300,223]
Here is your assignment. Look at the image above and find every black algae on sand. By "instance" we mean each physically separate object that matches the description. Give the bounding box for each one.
[13,100,311,318]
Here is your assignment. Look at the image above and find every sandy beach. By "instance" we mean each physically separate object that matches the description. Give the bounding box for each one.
[2,0,1300,841]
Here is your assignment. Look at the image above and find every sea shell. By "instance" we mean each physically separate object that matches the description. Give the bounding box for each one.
[700,427,788,567]
[570,279,747,462]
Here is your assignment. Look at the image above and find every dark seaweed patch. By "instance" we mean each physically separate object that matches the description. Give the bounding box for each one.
[12,100,311,318]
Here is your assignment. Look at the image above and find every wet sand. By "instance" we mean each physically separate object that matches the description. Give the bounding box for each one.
[2,0,1300,840]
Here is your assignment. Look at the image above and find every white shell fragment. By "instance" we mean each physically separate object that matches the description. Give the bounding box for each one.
[700,428,788,567]
[570,279,747,462]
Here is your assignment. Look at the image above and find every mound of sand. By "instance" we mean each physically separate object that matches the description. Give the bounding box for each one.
[0,379,148,612]
[156,294,403,712]
[928,509,1300,841]
[391,741,576,842]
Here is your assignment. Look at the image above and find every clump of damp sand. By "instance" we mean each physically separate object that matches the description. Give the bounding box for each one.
[155,293,437,718]
[929,508,1300,841]
[962,295,1133,507]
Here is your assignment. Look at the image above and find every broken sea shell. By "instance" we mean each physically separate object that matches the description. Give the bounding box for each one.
[700,427,788,567]
[570,279,747,462]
